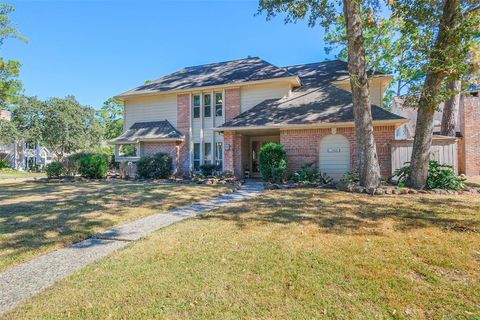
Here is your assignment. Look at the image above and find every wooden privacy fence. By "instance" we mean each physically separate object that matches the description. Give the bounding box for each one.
[391,136,458,174]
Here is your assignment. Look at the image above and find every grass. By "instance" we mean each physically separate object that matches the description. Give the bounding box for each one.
[5,189,480,319]
[0,180,231,272]
[0,169,45,180]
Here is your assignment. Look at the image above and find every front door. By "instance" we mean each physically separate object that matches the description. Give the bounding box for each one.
[250,136,280,178]
[251,141,264,178]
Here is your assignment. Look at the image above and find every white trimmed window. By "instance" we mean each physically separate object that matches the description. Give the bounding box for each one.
[204,94,212,118]
[193,143,200,170]
[215,92,223,117]
[193,95,201,119]
[204,142,212,164]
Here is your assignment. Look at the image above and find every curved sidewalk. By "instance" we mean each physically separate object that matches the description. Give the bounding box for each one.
[0,181,264,315]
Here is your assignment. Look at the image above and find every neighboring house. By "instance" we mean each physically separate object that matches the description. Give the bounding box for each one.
[112,57,407,180]
[392,90,480,176]
[0,109,53,171]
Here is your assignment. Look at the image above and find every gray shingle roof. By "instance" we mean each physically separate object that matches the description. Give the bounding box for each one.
[117,57,295,97]
[220,61,403,128]
[110,120,184,144]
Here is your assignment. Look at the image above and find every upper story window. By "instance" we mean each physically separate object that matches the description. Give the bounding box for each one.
[215,93,223,117]
[193,95,201,118]
[204,94,211,118]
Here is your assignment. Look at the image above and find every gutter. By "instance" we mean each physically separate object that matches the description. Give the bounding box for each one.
[213,119,408,132]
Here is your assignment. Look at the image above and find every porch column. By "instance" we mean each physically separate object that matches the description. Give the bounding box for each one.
[224,131,243,178]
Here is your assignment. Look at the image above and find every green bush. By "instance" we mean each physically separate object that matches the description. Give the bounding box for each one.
[390,160,466,190]
[199,163,217,176]
[258,143,288,183]
[292,163,321,183]
[79,154,108,179]
[0,159,10,169]
[64,150,114,176]
[136,153,173,179]
[343,171,360,184]
[46,161,65,178]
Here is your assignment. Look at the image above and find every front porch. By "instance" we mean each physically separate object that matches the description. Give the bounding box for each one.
[223,129,280,179]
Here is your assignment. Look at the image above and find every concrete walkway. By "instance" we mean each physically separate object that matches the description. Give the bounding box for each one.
[0,181,264,315]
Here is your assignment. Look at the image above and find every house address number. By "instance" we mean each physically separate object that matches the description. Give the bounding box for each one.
[327,148,342,153]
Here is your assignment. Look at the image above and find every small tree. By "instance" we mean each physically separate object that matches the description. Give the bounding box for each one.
[258,142,288,182]
[258,0,383,188]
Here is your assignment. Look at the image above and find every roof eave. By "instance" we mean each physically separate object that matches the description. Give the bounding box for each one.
[214,118,408,132]
[109,137,184,145]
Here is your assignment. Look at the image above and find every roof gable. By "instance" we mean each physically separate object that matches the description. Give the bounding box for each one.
[110,120,184,144]
[117,57,295,98]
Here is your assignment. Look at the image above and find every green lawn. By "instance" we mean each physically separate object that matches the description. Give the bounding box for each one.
[6,189,480,319]
[0,169,45,180]
[0,180,231,272]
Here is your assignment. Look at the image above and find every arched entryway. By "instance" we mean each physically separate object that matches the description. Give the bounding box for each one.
[319,134,351,180]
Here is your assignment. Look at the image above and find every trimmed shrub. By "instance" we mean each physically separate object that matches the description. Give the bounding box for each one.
[292,163,321,183]
[199,163,217,176]
[79,154,108,179]
[258,142,288,183]
[390,160,466,190]
[0,159,10,169]
[46,161,65,178]
[136,153,173,179]
[64,150,114,176]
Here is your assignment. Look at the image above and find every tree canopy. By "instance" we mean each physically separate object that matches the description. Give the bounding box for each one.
[96,98,124,140]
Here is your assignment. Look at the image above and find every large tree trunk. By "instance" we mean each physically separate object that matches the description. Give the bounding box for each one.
[343,0,381,189]
[440,79,461,136]
[408,0,460,188]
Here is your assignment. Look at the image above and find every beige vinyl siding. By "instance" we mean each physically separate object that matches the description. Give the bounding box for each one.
[240,82,291,113]
[370,83,383,107]
[124,94,177,129]
[333,78,386,108]
[319,134,351,180]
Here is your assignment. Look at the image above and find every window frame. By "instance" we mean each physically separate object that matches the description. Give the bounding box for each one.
[203,142,212,164]
[215,92,223,117]
[203,93,212,118]
[193,94,201,119]
[193,143,201,170]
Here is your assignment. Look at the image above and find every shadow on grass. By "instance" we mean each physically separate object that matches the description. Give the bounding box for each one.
[200,189,480,236]
[0,181,225,267]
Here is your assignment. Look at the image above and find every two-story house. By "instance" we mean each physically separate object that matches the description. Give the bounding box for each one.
[112,57,407,179]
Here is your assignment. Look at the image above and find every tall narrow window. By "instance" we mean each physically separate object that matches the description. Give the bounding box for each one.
[204,142,212,164]
[193,143,200,170]
[193,95,201,118]
[215,93,223,117]
[204,94,211,117]
[215,142,223,169]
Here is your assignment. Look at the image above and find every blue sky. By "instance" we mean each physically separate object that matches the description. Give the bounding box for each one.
[3,0,338,109]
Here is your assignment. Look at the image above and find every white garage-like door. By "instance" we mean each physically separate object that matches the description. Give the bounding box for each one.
[319,134,351,180]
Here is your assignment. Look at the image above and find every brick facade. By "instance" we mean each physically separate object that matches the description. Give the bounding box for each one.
[223,131,243,177]
[280,126,395,178]
[459,96,480,176]
[225,88,241,121]
[176,94,190,175]
[141,141,179,169]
